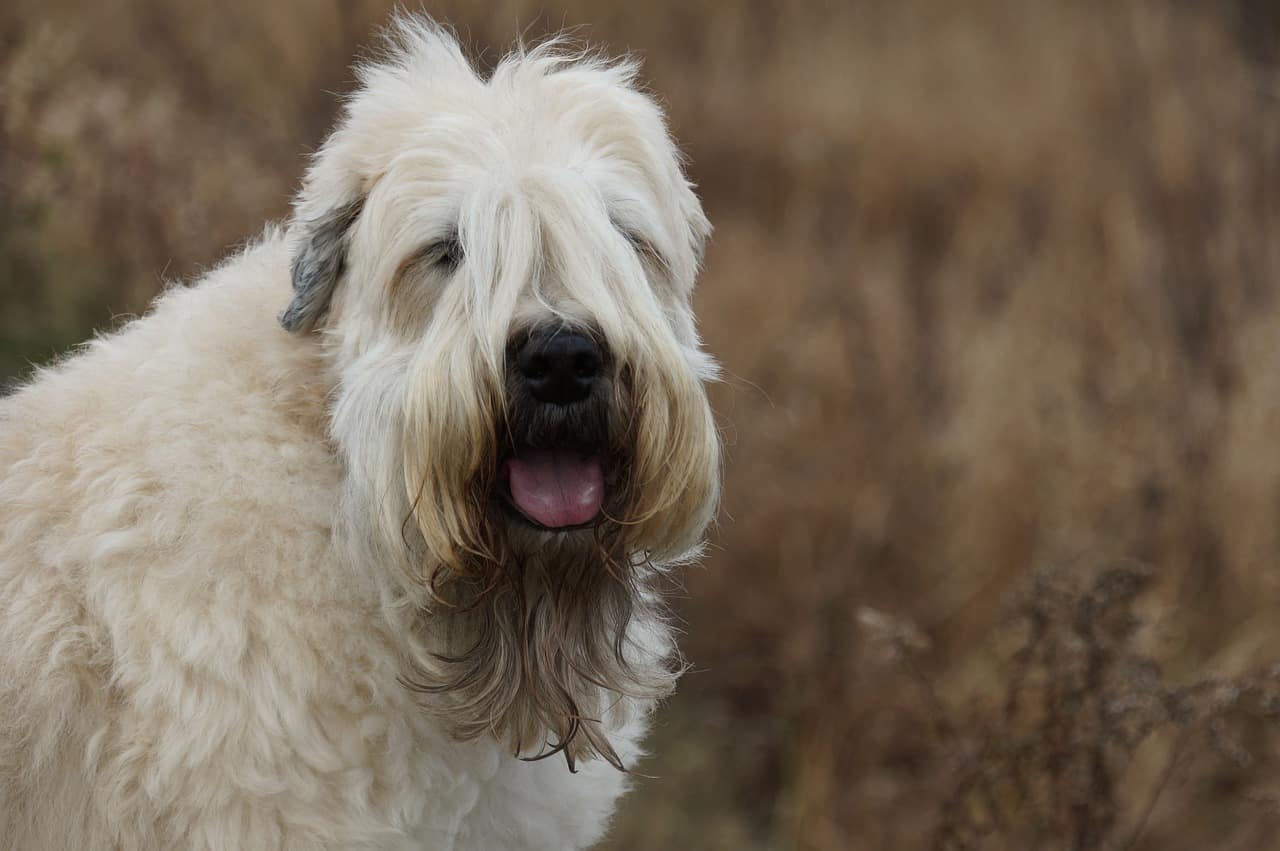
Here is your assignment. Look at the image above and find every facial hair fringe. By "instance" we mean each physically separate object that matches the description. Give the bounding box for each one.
[398,392,681,772]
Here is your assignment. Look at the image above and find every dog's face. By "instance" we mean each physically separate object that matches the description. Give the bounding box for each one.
[281,20,718,768]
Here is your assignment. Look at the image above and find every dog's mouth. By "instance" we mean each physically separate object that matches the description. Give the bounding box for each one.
[498,446,605,530]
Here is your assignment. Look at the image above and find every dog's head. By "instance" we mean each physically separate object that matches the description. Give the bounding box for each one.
[281,17,719,769]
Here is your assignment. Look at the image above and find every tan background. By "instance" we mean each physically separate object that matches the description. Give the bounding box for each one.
[4,1,1280,848]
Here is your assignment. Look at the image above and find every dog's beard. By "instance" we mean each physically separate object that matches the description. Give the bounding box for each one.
[392,350,717,770]
[401,530,670,772]
[369,307,722,771]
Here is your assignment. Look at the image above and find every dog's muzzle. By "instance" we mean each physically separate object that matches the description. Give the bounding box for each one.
[498,325,613,530]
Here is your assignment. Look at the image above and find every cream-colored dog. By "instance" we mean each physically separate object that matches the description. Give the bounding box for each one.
[0,16,719,849]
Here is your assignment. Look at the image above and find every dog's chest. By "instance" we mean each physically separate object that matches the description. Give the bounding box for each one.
[397,736,634,850]
[235,603,638,850]
[287,662,636,850]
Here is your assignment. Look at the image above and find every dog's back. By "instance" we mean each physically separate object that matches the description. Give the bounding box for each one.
[0,236,351,847]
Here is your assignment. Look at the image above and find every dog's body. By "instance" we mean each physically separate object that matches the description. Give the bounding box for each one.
[0,19,717,850]
[0,239,642,849]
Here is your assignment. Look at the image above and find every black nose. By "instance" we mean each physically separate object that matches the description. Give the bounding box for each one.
[514,328,604,406]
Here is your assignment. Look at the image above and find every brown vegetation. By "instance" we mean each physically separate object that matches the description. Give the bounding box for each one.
[4,1,1280,847]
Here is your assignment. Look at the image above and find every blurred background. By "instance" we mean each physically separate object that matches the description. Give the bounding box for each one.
[4,1,1280,848]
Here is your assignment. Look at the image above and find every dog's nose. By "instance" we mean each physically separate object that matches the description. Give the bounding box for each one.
[514,329,604,406]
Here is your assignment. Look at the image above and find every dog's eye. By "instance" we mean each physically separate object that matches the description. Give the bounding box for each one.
[622,230,646,253]
[619,228,663,267]
[422,236,463,272]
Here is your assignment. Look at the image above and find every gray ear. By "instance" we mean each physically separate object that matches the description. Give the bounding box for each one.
[280,197,364,333]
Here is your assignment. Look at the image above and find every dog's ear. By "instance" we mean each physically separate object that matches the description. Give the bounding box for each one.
[281,196,365,334]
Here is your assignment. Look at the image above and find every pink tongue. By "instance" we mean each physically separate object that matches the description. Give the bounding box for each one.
[506,449,604,528]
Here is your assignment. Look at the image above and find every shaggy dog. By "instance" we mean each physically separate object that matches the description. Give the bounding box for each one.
[0,18,719,850]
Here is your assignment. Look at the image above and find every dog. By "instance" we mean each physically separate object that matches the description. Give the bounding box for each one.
[0,16,719,850]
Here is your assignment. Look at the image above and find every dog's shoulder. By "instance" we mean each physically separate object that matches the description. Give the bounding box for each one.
[0,232,417,848]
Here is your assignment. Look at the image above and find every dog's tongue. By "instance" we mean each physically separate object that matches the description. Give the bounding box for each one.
[506,449,604,528]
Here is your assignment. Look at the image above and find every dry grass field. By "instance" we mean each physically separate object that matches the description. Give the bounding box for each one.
[4,1,1280,848]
